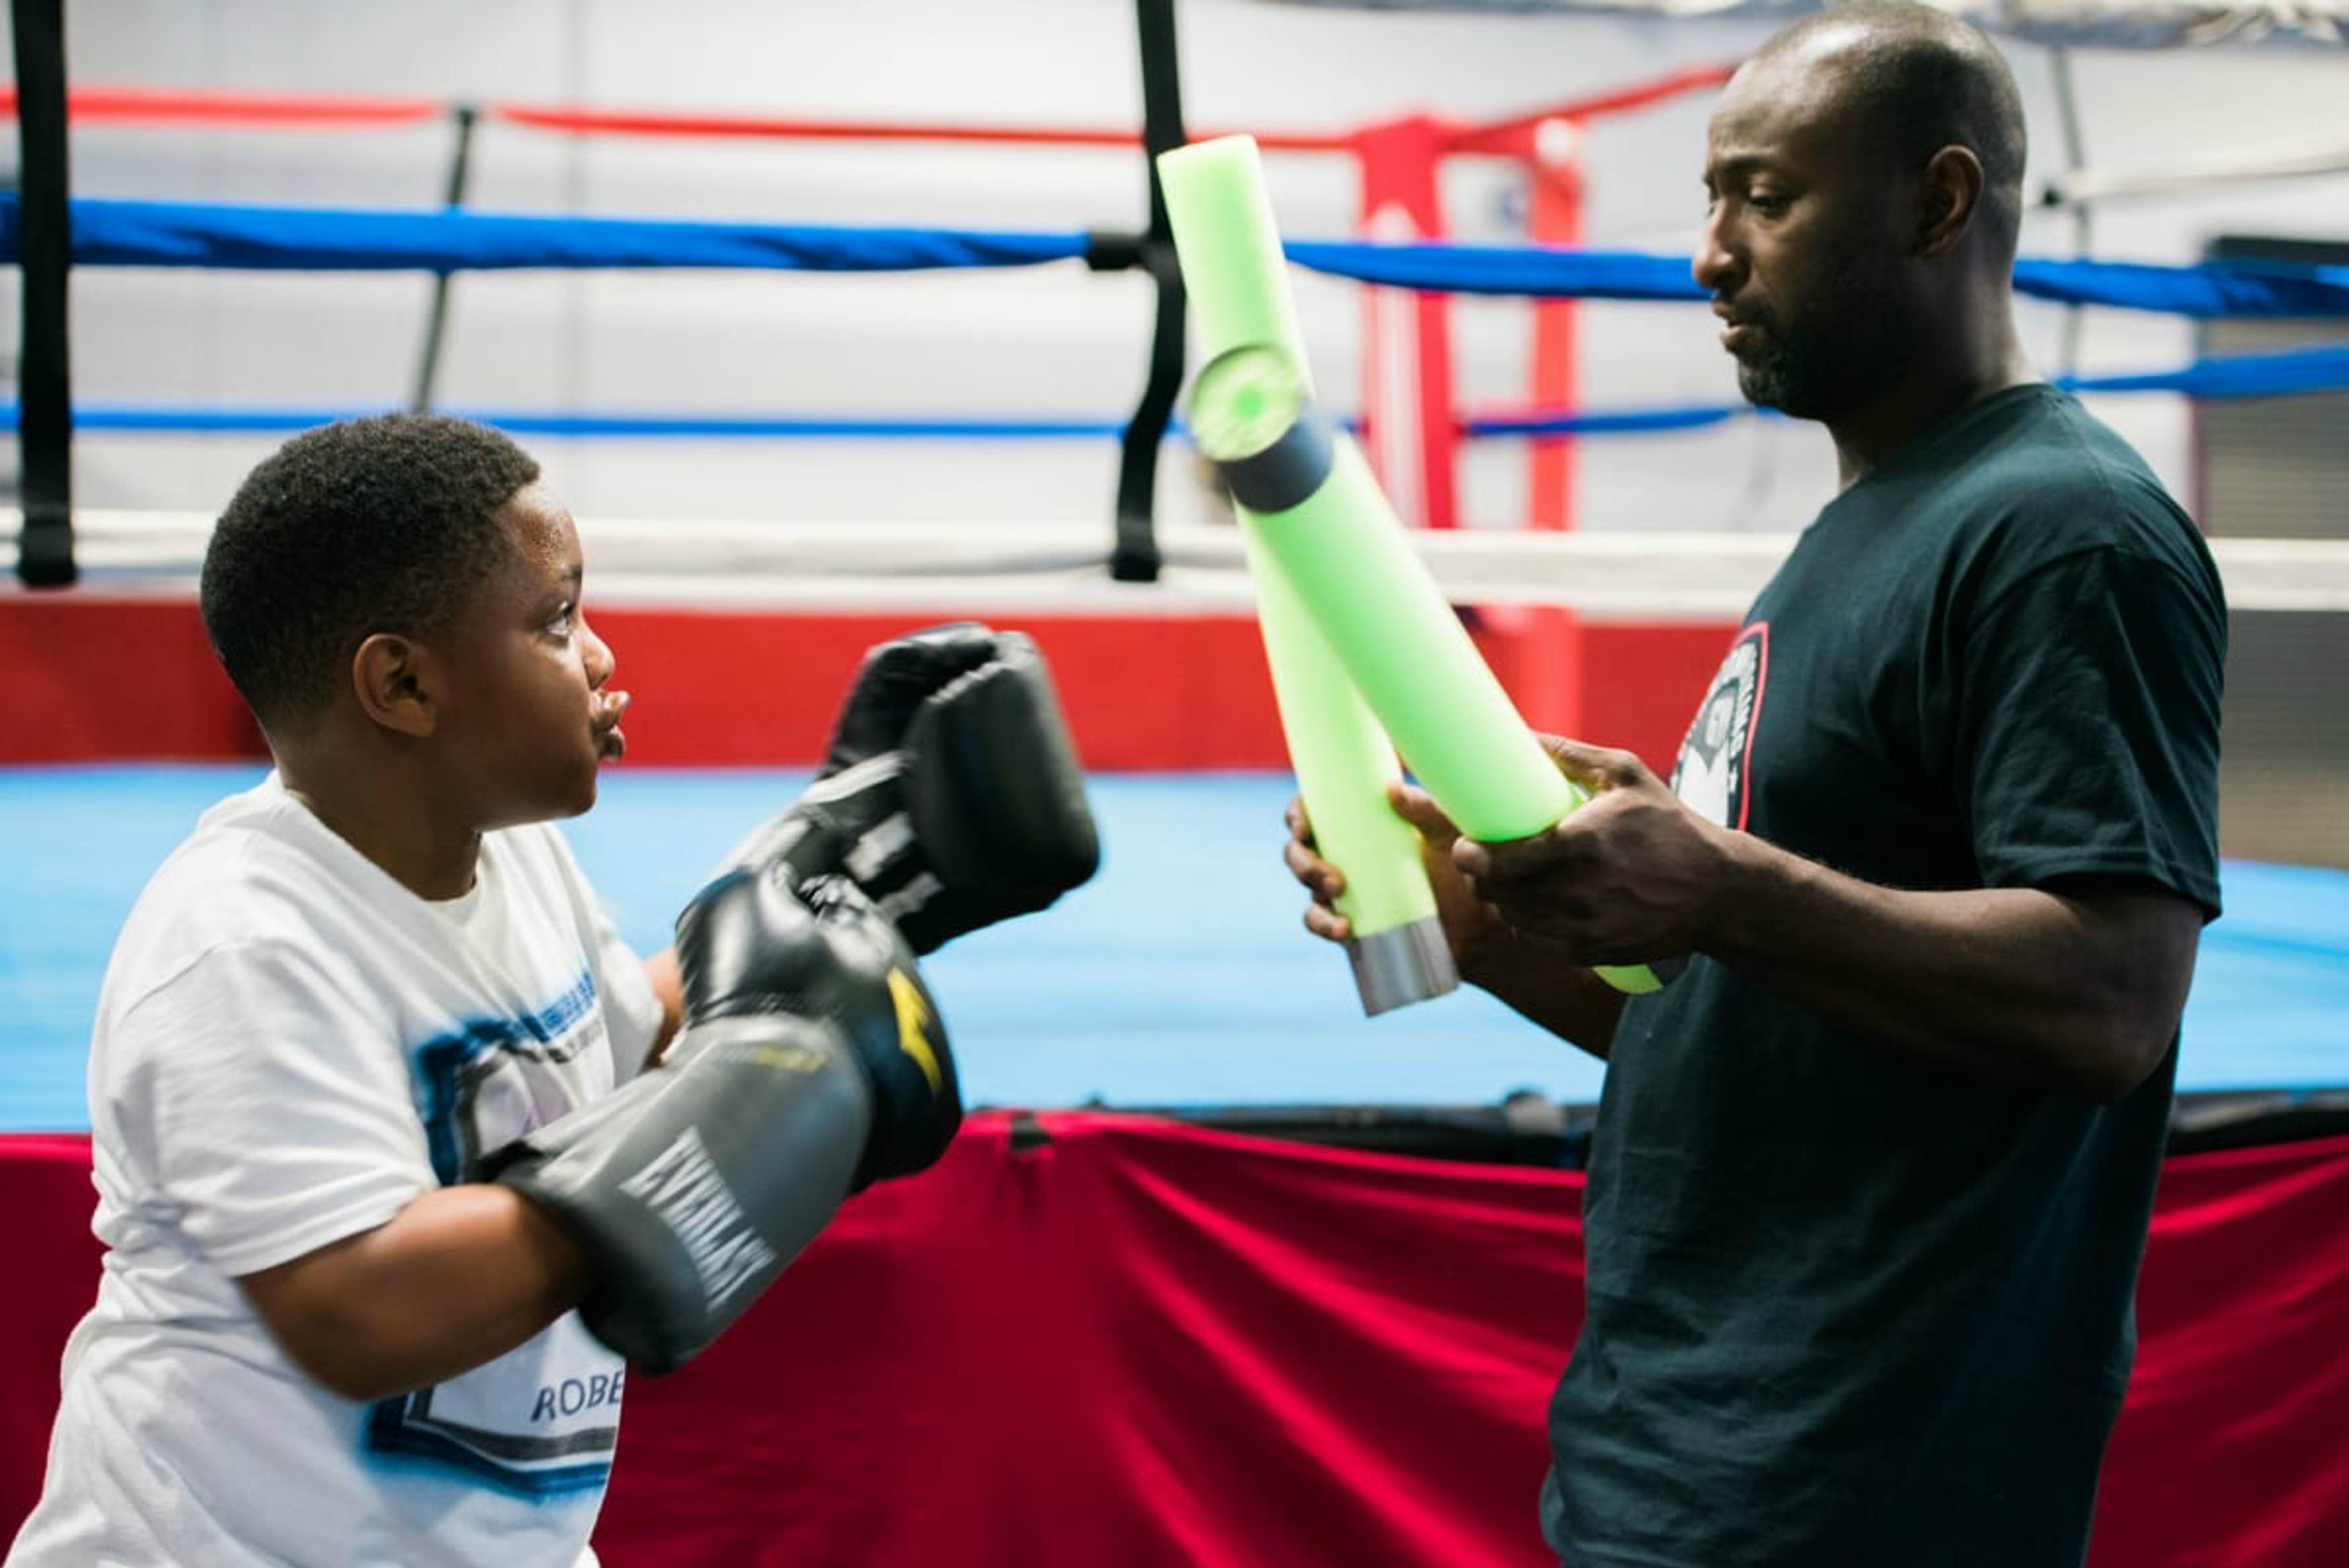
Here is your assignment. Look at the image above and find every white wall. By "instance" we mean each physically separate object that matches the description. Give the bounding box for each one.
[9,0,2348,541]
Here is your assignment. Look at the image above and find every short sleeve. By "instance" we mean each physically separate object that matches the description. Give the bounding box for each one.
[1955,543,2225,918]
[118,940,435,1278]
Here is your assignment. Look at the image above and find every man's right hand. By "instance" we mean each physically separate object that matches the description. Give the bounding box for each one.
[1285,781,1631,1059]
[1284,782,1504,975]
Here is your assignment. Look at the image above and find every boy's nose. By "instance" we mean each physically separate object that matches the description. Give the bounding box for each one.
[582,616,615,687]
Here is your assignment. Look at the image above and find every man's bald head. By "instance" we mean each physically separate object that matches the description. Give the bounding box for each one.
[1750,1,2028,259]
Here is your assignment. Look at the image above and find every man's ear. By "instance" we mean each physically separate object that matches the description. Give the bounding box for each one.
[1916,145,1984,258]
[351,632,439,738]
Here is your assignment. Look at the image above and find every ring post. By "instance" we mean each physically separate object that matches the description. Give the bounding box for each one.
[1157,135,1455,1014]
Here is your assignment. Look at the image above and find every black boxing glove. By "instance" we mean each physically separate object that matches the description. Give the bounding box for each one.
[491,869,958,1373]
[718,623,1100,953]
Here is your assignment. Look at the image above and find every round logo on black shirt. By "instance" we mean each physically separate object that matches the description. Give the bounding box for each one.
[1671,623,1767,831]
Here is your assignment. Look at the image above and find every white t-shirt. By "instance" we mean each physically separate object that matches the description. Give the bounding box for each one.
[7,775,665,1568]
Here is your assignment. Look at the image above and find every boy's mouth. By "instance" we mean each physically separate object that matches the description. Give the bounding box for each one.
[593,690,631,760]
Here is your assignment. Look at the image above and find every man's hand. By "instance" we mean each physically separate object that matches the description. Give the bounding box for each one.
[1284,773,1631,1057]
[1285,782,1501,972]
[1469,740,2202,1099]
[1452,736,1731,970]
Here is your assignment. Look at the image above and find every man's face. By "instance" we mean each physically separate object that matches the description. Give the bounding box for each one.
[431,482,628,830]
[1693,45,1916,422]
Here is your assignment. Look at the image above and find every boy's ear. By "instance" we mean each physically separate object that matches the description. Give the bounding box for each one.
[351,633,439,738]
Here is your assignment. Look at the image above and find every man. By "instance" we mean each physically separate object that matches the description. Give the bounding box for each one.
[1287,6,2223,1564]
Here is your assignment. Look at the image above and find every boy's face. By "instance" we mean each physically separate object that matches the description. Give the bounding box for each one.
[431,481,628,829]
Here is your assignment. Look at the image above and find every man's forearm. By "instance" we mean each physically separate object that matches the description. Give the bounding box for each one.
[1702,833,2197,1099]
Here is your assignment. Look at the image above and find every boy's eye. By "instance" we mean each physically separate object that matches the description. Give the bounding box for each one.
[547,605,576,636]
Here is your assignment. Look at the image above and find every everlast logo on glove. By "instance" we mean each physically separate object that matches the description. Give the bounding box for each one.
[617,1128,779,1312]
[888,968,944,1093]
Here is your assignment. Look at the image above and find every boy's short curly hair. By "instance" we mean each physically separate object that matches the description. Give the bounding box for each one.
[199,414,542,732]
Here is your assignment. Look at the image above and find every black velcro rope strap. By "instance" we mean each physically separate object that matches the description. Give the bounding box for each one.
[1110,0,1189,585]
[1082,229,1145,274]
[12,0,75,587]
[410,102,480,414]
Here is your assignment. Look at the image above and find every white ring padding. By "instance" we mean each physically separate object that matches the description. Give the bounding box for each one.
[6,508,2348,615]
[2044,135,2349,207]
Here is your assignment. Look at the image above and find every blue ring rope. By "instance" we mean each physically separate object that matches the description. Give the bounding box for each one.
[9,340,2345,445]
[6,196,2349,318]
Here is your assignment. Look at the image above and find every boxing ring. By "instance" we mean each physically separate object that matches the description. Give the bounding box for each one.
[7,4,2349,1563]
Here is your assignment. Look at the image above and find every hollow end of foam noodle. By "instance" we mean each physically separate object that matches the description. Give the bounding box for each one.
[1190,343,1331,513]
[1347,915,1461,1017]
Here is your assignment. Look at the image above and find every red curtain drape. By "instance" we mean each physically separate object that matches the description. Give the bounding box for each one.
[4,1115,2344,1567]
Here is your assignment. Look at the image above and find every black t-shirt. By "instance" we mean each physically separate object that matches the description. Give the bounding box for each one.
[1541,385,2225,1568]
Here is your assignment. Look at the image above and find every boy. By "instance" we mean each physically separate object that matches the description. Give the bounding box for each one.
[7,414,1095,1567]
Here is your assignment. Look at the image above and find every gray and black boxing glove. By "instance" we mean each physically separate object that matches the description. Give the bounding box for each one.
[489,867,958,1374]
[718,622,1100,954]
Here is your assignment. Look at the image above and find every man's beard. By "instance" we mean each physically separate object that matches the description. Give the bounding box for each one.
[1732,274,1903,420]
[1735,313,1864,418]
[1735,323,1823,414]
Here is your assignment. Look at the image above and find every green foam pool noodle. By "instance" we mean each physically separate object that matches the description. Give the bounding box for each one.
[1160,135,1457,1011]
[1159,136,1310,368]
[1247,522,1450,938]
[1190,342,1663,997]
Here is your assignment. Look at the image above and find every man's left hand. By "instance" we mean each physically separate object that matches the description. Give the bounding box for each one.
[1453,735,1731,968]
